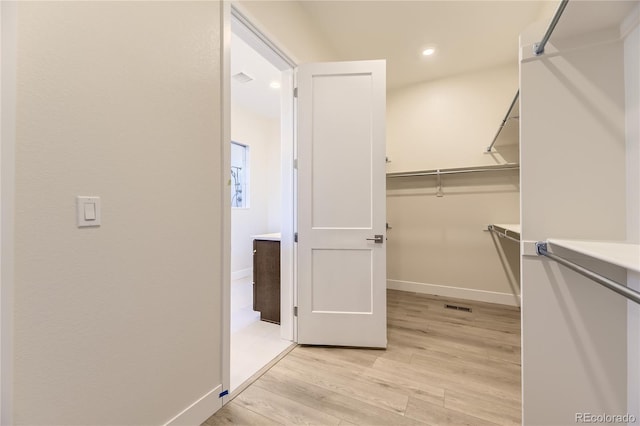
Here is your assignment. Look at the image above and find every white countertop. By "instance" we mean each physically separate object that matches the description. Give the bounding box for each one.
[548,239,640,273]
[252,233,281,241]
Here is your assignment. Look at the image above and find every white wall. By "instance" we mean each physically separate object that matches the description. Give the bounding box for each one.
[1,3,17,423]
[624,6,640,419]
[520,13,629,425]
[9,2,224,424]
[267,126,282,232]
[387,64,519,173]
[231,103,281,276]
[386,64,521,305]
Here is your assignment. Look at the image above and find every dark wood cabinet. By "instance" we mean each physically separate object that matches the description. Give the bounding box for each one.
[253,239,280,324]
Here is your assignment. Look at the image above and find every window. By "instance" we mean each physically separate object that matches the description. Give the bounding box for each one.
[231,142,249,208]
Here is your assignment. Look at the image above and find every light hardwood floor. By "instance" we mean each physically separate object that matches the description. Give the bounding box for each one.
[205,289,521,426]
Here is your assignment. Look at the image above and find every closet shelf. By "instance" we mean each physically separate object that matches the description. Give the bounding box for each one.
[493,224,520,235]
[488,224,520,243]
[486,91,519,152]
[547,239,640,273]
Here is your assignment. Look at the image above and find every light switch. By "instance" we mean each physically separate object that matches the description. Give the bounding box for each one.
[77,196,101,227]
[84,203,96,220]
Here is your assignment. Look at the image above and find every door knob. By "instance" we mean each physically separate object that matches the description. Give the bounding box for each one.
[366,235,384,244]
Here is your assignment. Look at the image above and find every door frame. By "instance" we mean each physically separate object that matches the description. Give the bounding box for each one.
[221,2,297,402]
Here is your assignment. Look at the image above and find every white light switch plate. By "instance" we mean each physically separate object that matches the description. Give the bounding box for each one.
[77,196,101,227]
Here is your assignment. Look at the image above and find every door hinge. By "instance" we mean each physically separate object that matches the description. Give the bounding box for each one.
[293,158,298,169]
[293,87,298,98]
[294,232,298,243]
[294,306,298,317]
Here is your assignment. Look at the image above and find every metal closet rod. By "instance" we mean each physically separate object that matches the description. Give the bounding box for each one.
[386,163,519,179]
[533,0,570,56]
[486,90,519,153]
[536,242,640,305]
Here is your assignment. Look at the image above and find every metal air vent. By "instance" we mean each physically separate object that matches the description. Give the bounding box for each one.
[444,304,472,313]
[232,72,254,83]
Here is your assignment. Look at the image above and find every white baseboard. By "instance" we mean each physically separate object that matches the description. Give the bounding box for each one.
[164,385,223,426]
[231,268,252,281]
[387,279,521,307]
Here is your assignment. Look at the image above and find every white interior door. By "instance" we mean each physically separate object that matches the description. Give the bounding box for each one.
[296,60,386,348]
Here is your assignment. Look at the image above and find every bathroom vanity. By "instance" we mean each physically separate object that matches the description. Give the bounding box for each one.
[252,233,281,324]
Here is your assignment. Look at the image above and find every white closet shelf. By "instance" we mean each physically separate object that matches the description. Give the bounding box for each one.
[493,224,521,235]
[547,239,640,273]
[486,91,519,153]
[488,224,520,244]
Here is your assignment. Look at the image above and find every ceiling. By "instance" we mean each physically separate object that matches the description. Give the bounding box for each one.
[231,32,282,119]
[232,1,551,118]
[552,0,637,39]
[231,0,637,118]
[298,1,550,89]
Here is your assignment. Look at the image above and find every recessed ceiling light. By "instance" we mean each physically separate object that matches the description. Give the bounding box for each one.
[422,48,436,56]
[270,81,281,89]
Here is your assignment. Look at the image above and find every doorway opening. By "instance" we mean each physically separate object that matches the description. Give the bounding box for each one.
[228,7,296,394]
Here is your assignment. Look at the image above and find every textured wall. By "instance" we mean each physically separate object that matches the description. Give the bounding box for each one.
[11,2,223,424]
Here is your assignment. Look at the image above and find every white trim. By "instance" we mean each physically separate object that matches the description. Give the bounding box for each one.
[230,3,297,69]
[231,267,252,281]
[387,279,521,307]
[279,68,295,342]
[220,0,232,409]
[163,385,223,426]
[0,4,3,422]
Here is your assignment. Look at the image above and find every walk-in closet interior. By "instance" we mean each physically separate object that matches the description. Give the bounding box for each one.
[229,1,640,424]
[386,81,521,306]
[387,1,640,423]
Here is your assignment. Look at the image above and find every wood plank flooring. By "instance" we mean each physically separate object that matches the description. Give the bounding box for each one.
[205,289,521,426]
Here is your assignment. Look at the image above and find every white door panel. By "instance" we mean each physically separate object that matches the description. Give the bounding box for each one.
[297,60,386,348]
